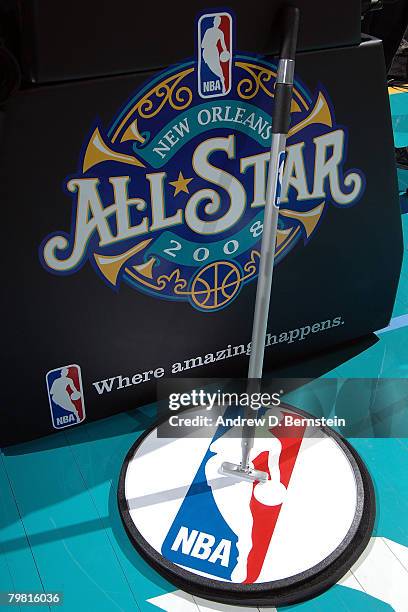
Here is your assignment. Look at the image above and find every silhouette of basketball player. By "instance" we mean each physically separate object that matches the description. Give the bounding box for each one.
[201,16,229,93]
[50,368,80,420]
[205,408,287,583]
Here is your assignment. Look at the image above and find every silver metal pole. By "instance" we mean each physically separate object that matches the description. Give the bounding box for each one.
[240,59,295,472]
[221,7,300,482]
[248,131,287,380]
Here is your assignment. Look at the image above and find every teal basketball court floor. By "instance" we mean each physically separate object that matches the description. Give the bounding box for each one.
[1,88,408,612]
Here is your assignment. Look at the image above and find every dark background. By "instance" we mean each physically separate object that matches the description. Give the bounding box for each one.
[1,0,361,84]
[0,2,402,445]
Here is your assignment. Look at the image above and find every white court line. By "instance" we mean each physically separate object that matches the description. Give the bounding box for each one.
[347,537,408,612]
[147,537,408,611]
[383,537,408,572]
[147,590,199,611]
[338,569,364,591]
[376,314,408,335]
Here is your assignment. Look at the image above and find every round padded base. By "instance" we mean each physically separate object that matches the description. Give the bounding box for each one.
[118,404,375,607]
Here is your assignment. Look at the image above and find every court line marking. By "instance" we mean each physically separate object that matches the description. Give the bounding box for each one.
[376,314,408,335]
[146,537,408,611]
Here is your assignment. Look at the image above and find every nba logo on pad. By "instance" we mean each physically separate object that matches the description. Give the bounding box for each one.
[161,408,307,582]
[46,364,86,429]
[198,12,232,98]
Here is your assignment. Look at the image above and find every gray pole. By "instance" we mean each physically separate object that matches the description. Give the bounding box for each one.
[241,70,293,471]
[221,6,300,482]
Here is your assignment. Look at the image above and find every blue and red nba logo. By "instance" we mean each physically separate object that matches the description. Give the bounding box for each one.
[198,11,232,99]
[46,364,86,429]
[161,408,307,583]
[124,404,360,584]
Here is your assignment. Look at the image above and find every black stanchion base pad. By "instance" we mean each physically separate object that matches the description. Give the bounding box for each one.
[118,404,375,607]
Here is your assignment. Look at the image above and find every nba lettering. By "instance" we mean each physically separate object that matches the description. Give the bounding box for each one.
[40,10,365,312]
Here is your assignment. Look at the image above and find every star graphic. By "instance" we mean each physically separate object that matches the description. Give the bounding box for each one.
[169,171,193,196]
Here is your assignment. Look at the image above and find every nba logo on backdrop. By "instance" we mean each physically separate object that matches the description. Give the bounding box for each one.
[46,364,86,429]
[198,12,232,98]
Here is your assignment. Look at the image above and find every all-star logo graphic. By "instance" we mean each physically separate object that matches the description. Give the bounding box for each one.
[40,10,365,312]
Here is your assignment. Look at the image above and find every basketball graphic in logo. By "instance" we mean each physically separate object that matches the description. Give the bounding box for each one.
[190,261,242,310]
